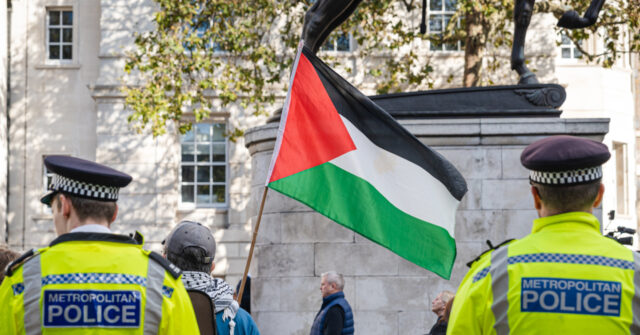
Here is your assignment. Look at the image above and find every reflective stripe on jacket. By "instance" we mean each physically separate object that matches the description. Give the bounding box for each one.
[0,232,199,335]
[447,212,640,335]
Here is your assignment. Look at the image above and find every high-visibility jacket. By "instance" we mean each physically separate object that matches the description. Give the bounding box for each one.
[0,232,200,335]
[447,212,640,335]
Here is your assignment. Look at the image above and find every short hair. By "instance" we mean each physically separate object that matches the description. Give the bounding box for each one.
[0,246,20,284]
[322,271,344,290]
[166,246,211,273]
[55,193,117,223]
[439,290,455,304]
[533,181,601,214]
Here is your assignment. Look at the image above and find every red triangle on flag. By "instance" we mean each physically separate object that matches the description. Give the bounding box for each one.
[268,53,356,183]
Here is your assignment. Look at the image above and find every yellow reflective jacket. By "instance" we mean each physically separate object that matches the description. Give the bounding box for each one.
[448,212,639,335]
[0,232,200,335]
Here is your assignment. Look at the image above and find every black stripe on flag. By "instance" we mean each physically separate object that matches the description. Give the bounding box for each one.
[302,46,468,201]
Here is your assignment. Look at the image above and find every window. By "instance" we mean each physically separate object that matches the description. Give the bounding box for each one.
[47,9,73,61]
[180,123,227,207]
[429,0,461,51]
[613,142,628,216]
[560,33,582,59]
[321,32,353,52]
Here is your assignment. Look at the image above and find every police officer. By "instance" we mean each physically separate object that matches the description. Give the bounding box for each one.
[0,156,199,334]
[447,135,640,334]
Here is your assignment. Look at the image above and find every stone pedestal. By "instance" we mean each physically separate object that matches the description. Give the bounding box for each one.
[245,116,609,335]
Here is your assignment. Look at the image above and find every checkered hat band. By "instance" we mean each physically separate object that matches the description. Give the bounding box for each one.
[50,173,119,201]
[529,166,602,185]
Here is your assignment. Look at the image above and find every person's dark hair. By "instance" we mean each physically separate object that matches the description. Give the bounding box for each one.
[533,181,601,214]
[0,246,20,284]
[54,193,117,223]
[166,246,211,273]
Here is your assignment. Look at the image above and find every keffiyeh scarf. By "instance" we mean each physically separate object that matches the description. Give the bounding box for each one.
[182,271,240,334]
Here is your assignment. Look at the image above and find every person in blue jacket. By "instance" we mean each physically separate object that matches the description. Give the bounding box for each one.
[310,271,354,335]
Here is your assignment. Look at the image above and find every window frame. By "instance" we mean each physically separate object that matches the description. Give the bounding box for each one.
[44,6,77,65]
[558,32,583,61]
[427,0,462,52]
[179,122,229,209]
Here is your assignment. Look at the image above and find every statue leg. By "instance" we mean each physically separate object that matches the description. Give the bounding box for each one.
[302,0,364,54]
[511,0,538,84]
[557,0,606,29]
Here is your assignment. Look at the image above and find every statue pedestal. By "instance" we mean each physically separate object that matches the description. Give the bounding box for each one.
[245,113,608,334]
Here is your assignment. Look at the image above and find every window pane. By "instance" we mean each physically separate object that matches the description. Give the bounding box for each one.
[62,45,72,59]
[444,14,453,29]
[445,0,456,11]
[181,129,194,142]
[197,185,211,203]
[430,41,443,51]
[429,15,443,33]
[213,166,225,182]
[196,124,211,142]
[213,186,225,203]
[445,43,458,51]
[197,166,210,183]
[322,36,336,51]
[574,48,582,59]
[212,143,225,162]
[49,29,60,43]
[430,0,443,11]
[336,33,350,51]
[212,123,226,141]
[49,45,60,59]
[561,34,571,45]
[181,144,194,162]
[63,28,72,42]
[62,11,73,25]
[181,166,194,182]
[181,185,194,203]
[49,11,60,25]
[562,48,571,58]
[196,144,210,162]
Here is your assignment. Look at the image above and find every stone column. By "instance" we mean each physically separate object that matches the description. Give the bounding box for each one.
[245,116,608,335]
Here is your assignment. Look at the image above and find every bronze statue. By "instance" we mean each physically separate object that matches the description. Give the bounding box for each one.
[302,0,606,85]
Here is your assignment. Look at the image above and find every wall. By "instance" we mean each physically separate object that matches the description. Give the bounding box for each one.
[0,0,9,242]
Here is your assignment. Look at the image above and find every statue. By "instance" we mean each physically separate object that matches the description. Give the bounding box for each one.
[302,0,606,85]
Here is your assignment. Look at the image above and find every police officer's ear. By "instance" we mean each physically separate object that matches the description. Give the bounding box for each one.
[530,186,542,211]
[59,194,72,218]
[109,204,118,225]
[210,261,215,273]
[592,183,605,209]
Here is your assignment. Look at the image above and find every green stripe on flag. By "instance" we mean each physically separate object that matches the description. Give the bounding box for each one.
[269,162,456,279]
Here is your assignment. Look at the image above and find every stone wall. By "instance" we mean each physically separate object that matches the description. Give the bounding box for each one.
[245,116,609,335]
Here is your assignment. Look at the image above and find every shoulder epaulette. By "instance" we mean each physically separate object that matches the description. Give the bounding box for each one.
[148,251,182,279]
[466,239,515,268]
[5,249,39,278]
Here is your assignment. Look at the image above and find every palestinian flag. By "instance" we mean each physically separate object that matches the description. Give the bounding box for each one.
[266,43,467,279]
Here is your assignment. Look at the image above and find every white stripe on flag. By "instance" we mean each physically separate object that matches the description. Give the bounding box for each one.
[330,116,460,237]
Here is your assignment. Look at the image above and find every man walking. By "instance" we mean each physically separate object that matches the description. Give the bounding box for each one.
[447,135,640,334]
[0,155,198,334]
[163,220,259,335]
[310,271,354,335]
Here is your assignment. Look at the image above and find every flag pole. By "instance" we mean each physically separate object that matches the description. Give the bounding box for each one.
[237,185,269,303]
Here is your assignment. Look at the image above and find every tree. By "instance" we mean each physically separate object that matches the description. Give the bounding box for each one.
[124,0,639,136]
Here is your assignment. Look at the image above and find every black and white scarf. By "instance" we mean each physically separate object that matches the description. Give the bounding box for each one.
[182,271,240,333]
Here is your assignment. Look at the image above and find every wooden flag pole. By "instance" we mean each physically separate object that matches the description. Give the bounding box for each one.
[237,186,269,303]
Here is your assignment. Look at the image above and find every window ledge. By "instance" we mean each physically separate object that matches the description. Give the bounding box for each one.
[177,205,228,214]
[35,63,81,70]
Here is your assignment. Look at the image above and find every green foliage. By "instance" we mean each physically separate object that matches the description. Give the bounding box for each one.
[124,0,639,136]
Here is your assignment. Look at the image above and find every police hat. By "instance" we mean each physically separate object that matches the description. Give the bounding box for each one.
[520,135,610,186]
[40,156,132,205]
[163,221,216,265]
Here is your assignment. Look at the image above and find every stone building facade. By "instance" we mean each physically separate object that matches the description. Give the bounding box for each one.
[2,0,639,333]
